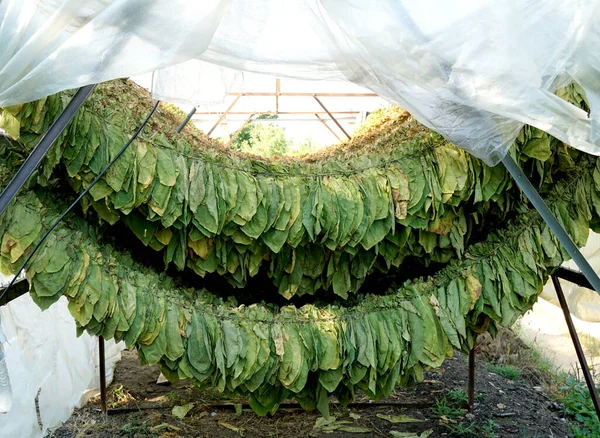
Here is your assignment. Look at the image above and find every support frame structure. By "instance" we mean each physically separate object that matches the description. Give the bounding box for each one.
[0,83,599,423]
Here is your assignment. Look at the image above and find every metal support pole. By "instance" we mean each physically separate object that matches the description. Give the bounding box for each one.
[468,345,476,412]
[0,84,96,217]
[176,106,196,133]
[501,155,600,295]
[99,336,107,414]
[551,275,600,421]
[553,267,593,290]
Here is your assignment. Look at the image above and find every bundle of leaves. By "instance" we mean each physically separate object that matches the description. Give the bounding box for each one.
[0,80,596,416]
[0,80,584,299]
[0,136,597,416]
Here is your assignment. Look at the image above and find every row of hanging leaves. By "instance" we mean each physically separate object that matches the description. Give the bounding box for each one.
[0,124,597,417]
[0,81,585,299]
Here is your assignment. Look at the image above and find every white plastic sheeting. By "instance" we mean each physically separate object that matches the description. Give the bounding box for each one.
[151,60,242,108]
[0,293,124,437]
[541,232,600,323]
[0,0,599,164]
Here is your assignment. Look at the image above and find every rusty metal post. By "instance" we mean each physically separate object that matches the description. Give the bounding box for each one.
[99,336,107,414]
[468,346,476,412]
[551,275,600,421]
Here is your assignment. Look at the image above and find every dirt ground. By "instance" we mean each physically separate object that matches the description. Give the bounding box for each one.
[50,330,571,438]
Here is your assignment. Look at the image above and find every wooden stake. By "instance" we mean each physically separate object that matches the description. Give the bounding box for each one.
[225,114,255,148]
[315,114,341,141]
[313,95,351,140]
[275,79,280,114]
[207,95,242,136]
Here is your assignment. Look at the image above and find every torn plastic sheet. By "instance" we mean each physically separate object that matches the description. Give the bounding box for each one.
[0,293,124,437]
[0,1,598,164]
[541,232,600,323]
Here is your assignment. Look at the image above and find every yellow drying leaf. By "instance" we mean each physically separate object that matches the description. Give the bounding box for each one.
[188,238,211,259]
[154,228,173,246]
[465,274,482,311]
[376,413,423,423]
[171,403,194,419]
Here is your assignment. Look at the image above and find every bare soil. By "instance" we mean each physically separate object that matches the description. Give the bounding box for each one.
[50,330,570,438]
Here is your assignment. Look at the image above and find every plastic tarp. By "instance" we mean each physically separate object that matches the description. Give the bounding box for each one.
[0,0,599,164]
[541,232,600,323]
[0,293,124,437]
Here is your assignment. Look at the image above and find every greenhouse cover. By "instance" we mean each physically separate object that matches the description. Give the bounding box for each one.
[0,0,598,163]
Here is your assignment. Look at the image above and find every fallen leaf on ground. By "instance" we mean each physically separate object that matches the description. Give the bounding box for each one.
[439,415,457,424]
[390,429,433,438]
[234,403,243,416]
[376,413,423,423]
[171,403,194,419]
[349,412,361,420]
[149,423,182,432]
[314,416,337,429]
[219,421,245,436]
[314,416,370,433]
[337,426,371,433]
[322,420,352,431]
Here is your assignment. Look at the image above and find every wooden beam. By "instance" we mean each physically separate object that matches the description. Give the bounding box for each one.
[275,79,280,114]
[315,114,341,141]
[227,92,377,97]
[225,113,255,148]
[207,94,242,136]
[313,95,351,140]
[195,111,360,115]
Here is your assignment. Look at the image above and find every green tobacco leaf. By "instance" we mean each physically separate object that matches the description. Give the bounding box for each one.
[390,430,433,438]
[314,416,337,429]
[172,403,194,419]
[1,81,596,421]
[376,413,423,423]
[337,426,372,433]
[0,110,20,139]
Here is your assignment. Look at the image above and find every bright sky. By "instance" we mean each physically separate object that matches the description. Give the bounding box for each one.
[132,71,388,149]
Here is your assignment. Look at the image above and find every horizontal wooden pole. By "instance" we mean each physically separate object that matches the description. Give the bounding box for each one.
[227,92,378,97]
[194,111,360,115]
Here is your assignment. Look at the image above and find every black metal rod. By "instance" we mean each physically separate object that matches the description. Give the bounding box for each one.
[551,275,600,421]
[176,106,196,133]
[468,346,476,412]
[0,84,96,217]
[0,100,160,305]
[553,267,593,290]
[99,336,107,414]
[502,155,600,295]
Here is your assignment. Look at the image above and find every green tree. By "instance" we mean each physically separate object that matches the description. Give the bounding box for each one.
[230,115,291,156]
[291,136,320,155]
